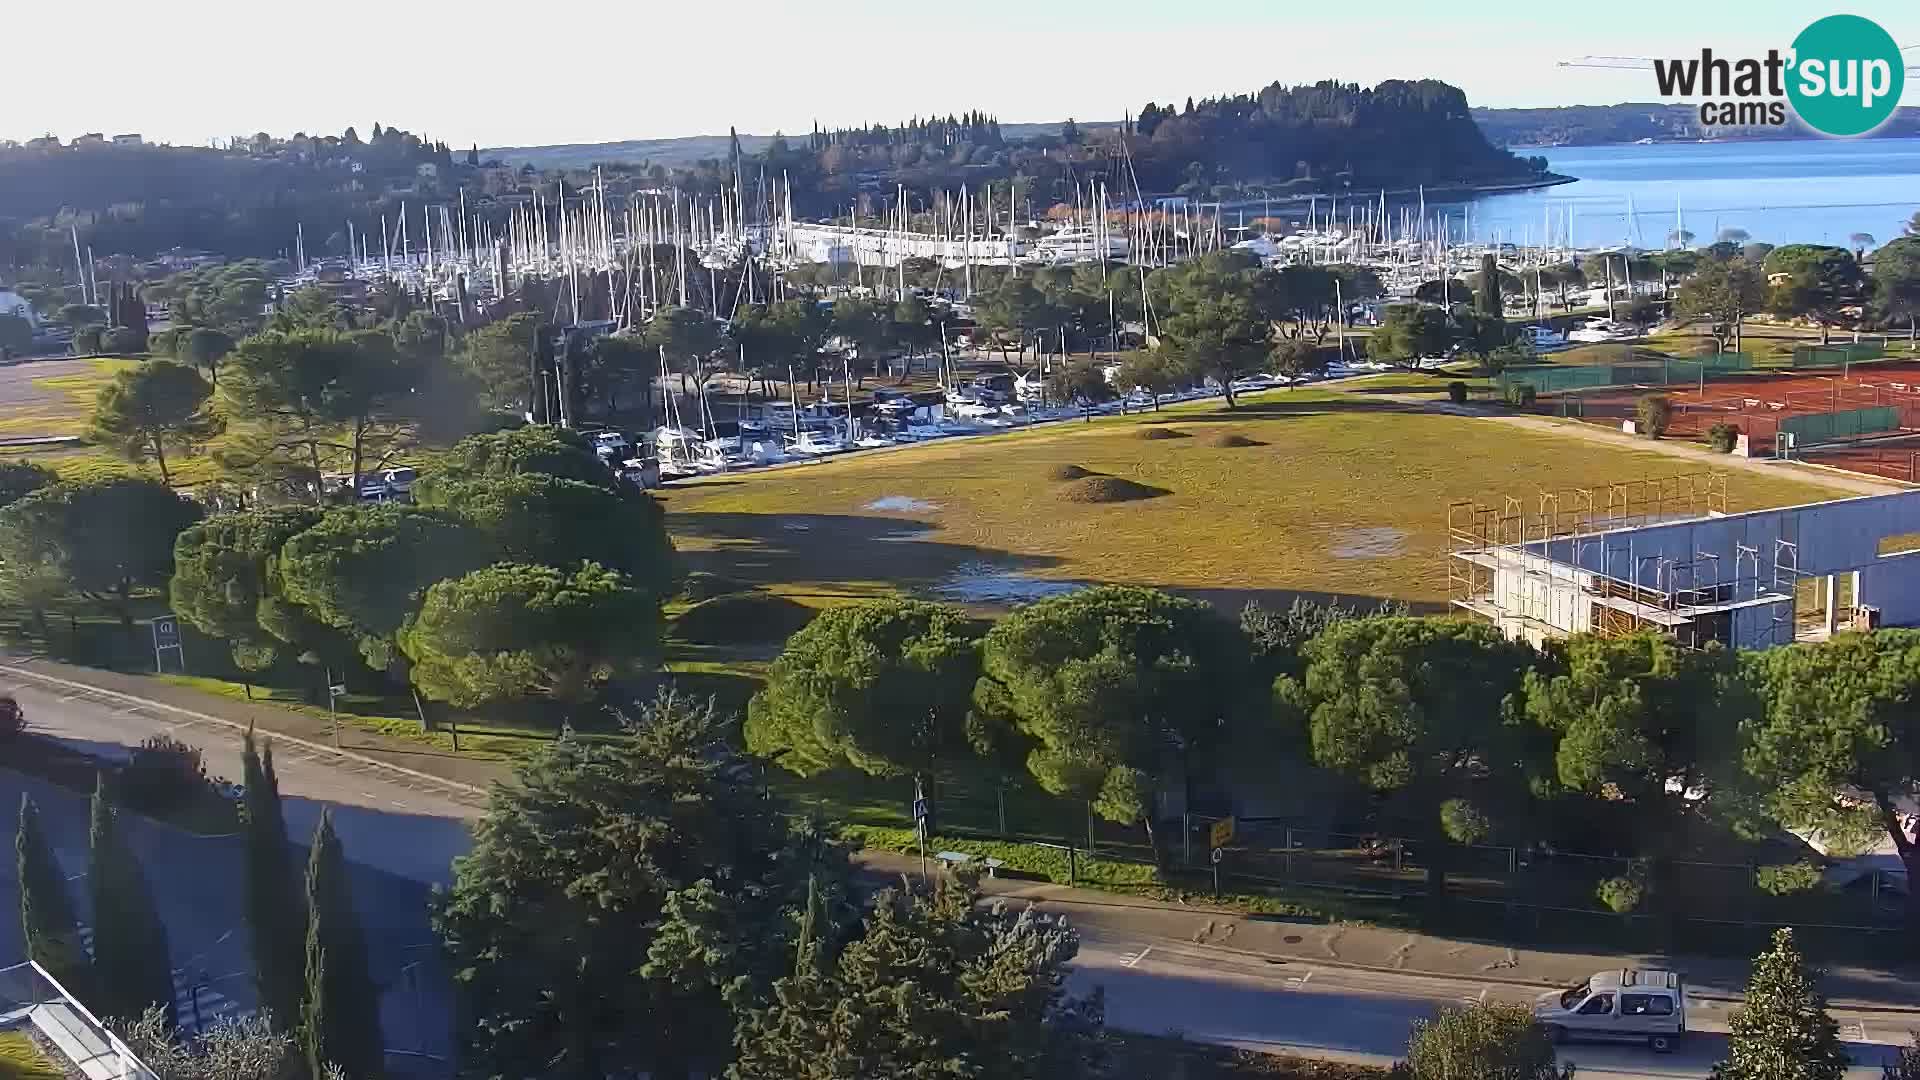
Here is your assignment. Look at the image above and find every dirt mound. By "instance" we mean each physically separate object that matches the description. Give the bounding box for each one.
[1207,433,1264,448]
[677,571,749,602]
[1057,476,1170,504]
[672,591,815,645]
[1045,464,1097,482]
[1135,427,1189,441]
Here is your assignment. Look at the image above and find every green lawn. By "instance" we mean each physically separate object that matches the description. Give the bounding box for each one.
[660,387,1848,613]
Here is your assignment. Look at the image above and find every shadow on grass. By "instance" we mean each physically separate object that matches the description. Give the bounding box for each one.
[667,511,1067,596]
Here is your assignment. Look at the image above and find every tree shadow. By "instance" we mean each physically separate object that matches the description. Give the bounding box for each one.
[667,512,1068,603]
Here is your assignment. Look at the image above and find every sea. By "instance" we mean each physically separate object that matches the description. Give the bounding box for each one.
[1436,137,1920,250]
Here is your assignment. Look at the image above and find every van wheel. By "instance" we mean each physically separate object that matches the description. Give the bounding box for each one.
[1649,1034,1674,1054]
[1545,1024,1566,1045]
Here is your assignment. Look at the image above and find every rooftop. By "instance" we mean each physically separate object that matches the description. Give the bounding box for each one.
[0,962,155,1080]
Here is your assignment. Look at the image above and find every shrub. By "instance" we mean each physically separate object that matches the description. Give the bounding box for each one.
[673,590,815,645]
[0,697,23,741]
[1754,861,1825,896]
[1596,873,1646,914]
[1501,382,1536,408]
[1708,421,1740,453]
[117,734,211,813]
[1447,381,1469,405]
[1134,427,1188,441]
[1438,798,1491,844]
[101,326,146,355]
[1044,463,1095,482]
[1206,433,1262,448]
[1636,393,1673,438]
[1403,1003,1567,1080]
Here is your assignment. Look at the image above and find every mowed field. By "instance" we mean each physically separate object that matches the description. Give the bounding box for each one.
[660,389,1851,614]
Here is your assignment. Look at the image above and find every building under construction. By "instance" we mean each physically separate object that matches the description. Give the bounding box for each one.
[1448,472,1920,650]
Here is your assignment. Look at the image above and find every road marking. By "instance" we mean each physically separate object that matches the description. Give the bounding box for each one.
[1843,1021,1867,1041]
[1125,946,1151,968]
[1287,969,1314,988]
[1478,987,1488,1004]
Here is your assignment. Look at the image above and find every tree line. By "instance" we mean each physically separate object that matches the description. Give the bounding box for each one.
[747,588,1920,921]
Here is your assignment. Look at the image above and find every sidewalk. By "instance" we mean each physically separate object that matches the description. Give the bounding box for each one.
[4,655,511,796]
[854,850,1920,1015]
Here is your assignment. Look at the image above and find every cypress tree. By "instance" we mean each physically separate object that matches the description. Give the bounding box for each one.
[241,731,306,1030]
[1711,927,1850,1080]
[301,811,383,1080]
[17,794,91,997]
[87,776,175,1025]
[1477,252,1503,317]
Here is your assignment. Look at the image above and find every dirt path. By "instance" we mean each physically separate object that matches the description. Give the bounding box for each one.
[1376,393,1907,498]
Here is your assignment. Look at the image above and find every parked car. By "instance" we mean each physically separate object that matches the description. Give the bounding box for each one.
[1534,969,1686,1052]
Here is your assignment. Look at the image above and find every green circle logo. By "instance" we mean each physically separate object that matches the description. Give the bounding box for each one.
[1786,15,1905,137]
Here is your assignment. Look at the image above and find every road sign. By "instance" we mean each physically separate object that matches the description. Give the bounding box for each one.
[1209,816,1236,850]
[1209,846,1224,865]
[150,614,184,673]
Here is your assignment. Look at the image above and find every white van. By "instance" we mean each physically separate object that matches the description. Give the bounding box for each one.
[1534,969,1686,1052]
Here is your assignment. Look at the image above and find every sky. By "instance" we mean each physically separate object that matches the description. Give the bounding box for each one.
[4,0,1916,149]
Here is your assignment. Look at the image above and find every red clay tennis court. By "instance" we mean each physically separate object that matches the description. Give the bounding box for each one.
[1544,359,1920,448]
[1801,434,1920,483]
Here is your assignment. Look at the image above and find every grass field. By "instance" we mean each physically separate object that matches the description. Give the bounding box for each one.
[660,387,1849,614]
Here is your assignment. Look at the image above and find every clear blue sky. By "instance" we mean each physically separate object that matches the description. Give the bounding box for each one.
[5,0,1915,149]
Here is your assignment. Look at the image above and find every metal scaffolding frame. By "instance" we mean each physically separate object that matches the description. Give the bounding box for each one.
[1445,471,1791,649]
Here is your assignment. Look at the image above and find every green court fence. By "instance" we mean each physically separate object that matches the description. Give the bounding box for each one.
[1792,342,1885,368]
[1780,405,1900,447]
[1498,357,1711,395]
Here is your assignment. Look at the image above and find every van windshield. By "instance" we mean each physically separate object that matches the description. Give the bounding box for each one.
[1559,982,1591,1010]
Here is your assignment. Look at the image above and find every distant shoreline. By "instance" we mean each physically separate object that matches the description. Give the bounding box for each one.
[1209,172,1578,214]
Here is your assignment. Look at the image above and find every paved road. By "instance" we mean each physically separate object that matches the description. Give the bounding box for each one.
[0,668,471,1073]
[1,663,482,885]
[1070,926,1910,1079]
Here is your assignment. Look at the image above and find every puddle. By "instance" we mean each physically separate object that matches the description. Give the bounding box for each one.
[876,529,940,543]
[1331,527,1407,559]
[932,561,1085,605]
[866,495,941,512]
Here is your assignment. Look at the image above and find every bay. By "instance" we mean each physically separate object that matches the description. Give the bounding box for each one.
[1438,138,1920,250]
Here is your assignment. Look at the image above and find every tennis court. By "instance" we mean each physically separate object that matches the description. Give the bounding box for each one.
[1801,434,1920,484]
[1544,359,1920,451]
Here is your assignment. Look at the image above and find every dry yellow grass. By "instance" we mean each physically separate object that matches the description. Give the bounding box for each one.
[661,390,1848,612]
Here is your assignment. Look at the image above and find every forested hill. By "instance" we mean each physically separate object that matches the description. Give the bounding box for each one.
[0,125,468,268]
[0,80,1548,268]
[1472,102,1920,146]
[1128,80,1547,194]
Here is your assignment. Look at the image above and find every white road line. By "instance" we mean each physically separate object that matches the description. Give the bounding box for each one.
[1125,946,1152,969]
[1478,987,1489,1004]
[1287,968,1315,988]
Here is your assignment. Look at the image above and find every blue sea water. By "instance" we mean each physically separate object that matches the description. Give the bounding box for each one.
[1441,137,1920,249]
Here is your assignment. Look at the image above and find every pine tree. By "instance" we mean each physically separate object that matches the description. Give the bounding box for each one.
[301,812,382,1080]
[241,732,306,1030]
[1711,927,1850,1080]
[87,776,175,1025]
[17,794,91,997]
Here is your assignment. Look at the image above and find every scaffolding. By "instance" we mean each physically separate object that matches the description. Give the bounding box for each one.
[1445,471,1793,649]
